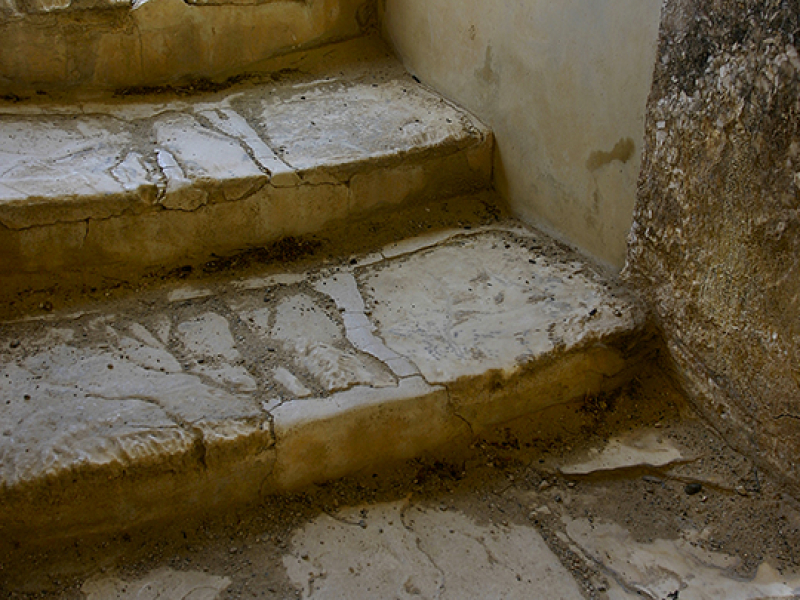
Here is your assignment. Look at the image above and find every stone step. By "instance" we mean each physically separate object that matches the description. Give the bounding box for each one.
[0,37,492,293]
[0,221,651,545]
[0,0,369,93]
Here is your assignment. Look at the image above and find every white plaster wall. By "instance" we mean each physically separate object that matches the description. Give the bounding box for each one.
[382,0,663,270]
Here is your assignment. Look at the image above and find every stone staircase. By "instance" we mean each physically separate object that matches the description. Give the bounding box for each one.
[0,37,491,298]
[0,34,652,546]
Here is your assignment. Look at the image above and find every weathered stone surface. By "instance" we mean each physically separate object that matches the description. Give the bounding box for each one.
[0,224,647,541]
[559,430,685,476]
[249,80,481,174]
[83,568,231,600]
[625,0,800,497]
[0,116,158,227]
[284,501,586,600]
[364,228,648,430]
[563,517,800,599]
[0,39,492,285]
[0,0,366,92]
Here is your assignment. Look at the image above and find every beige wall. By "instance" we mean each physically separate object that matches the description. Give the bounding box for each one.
[382,0,662,270]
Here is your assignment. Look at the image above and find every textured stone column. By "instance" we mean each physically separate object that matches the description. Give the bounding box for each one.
[626,0,800,496]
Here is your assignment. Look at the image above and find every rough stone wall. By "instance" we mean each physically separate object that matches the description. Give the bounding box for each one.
[625,0,800,495]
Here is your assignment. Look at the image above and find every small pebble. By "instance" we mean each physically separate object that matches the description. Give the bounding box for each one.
[539,480,552,491]
[736,485,748,497]
[685,483,703,495]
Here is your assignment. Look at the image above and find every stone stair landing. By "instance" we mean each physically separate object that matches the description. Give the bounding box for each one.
[0,222,650,544]
[0,38,492,293]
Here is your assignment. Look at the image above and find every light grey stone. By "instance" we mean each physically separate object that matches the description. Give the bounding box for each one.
[291,341,395,393]
[272,294,342,344]
[0,358,194,487]
[385,356,420,378]
[128,322,166,350]
[284,501,585,600]
[176,312,241,362]
[564,517,800,599]
[559,430,685,476]
[364,232,640,384]
[153,112,264,185]
[273,366,312,398]
[254,80,477,173]
[197,107,298,184]
[83,568,230,600]
[312,273,365,314]
[0,117,154,227]
[192,363,258,393]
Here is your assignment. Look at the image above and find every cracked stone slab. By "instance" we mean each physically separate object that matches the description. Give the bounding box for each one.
[0,44,491,282]
[558,430,686,476]
[563,517,800,599]
[362,229,647,430]
[284,501,585,599]
[247,79,480,176]
[0,224,646,542]
[83,568,230,600]
[0,311,273,541]
[0,116,158,228]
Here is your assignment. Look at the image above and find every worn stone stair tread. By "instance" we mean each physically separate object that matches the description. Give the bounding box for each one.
[0,38,492,280]
[0,222,648,543]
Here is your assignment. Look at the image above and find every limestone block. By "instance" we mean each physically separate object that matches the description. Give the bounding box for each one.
[625,0,800,498]
[285,502,585,600]
[364,231,641,384]
[248,80,487,177]
[0,314,274,541]
[0,116,158,228]
[271,377,468,490]
[83,569,230,600]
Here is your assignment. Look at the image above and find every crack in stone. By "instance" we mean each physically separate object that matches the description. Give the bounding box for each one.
[444,387,475,437]
[775,413,800,421]
[399,503,447,599]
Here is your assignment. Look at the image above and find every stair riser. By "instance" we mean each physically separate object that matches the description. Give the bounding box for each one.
[0,0,368,94]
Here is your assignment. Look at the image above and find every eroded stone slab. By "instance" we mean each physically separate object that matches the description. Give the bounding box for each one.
[0,224,646,542]
[363,230,642,384]
[559,430,685,476]
[0,116,157,228]
[83,568,230,600]
[0,44,491,283]
[249,80,477,174]
[284,501,585,600]
[564,518,800,599]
